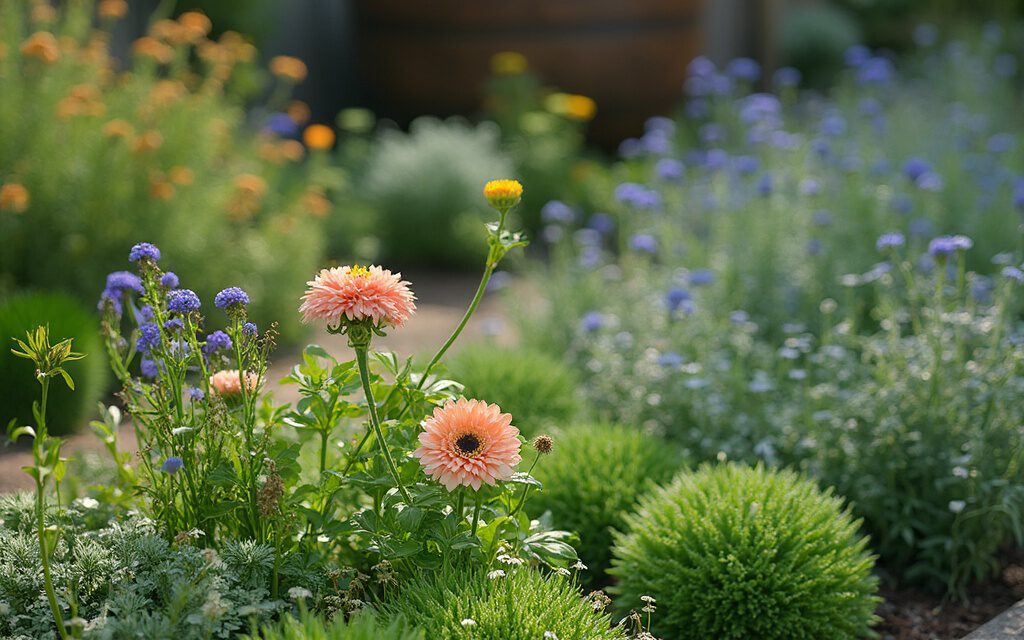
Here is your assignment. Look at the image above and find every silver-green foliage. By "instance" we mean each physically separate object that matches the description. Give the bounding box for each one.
[610,464,879,640]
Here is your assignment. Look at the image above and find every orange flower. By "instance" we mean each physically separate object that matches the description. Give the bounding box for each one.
[482,179,523,211]
[168,166,195,185]
[21,32,59,64]
[97,0,128,19]
[270,55,307,82]
[133,130,164,153]
[303,189,331,217]
[413,398,522,491]
[303,124,335,150]
[103,119,134,139]
[547,92,597,121]
[132,36,172,64]
[235,174,268,198]
[148,79,186,107]
[287,100,311,125]
[149,174,175,201]
[177,11,212,42]
[299,265,416,328]
[280,140,305,162]
[0,184,30,213]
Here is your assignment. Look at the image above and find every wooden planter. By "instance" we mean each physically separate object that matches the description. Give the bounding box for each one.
[354,0,706,147]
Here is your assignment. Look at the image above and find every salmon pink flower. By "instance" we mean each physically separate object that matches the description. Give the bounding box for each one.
[413,398,522,491]
[209,369,258,396]
[298,265,416,329]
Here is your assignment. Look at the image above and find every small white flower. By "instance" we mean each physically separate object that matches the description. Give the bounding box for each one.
[288,586,313,601]
[461,618,477,627]
[571,560,588,571]
[77,497,99,510]
[555,567,571,577]
[952,466,969,478]
[487,569,506,580]
[949,500,967,513]
[544,632,560,640]
[497,554,525,566]
[171,426,193,436]
[640,595,657,604]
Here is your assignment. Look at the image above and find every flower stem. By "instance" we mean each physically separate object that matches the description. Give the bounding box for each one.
[471,490,483,536]
[34,378,68,640]
[354,346,411,502]
[509,452,542,519]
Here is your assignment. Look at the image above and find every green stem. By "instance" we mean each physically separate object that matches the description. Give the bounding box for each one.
[471,490,483,536]
[354,347,411,502]
[456,487,465,519]
[35,378,69,640]
[509,452,541,519]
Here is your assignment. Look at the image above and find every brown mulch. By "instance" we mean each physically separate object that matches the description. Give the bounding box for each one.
[875,563,1024,639]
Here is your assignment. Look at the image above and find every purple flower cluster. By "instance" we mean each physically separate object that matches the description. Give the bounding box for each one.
[876,233,906,252]
[203,330,233,354]
[615,183,661,210]
[129,242,161,263]
[136,322,161,353]
[927,234,973,257]
[167,289,201,314]
[214,286,249,310]
[160,272,180,288]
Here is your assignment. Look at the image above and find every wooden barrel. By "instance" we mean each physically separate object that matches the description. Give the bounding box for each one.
[354,0,706,148]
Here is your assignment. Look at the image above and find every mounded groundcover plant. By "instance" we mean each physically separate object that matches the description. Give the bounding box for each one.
[530,423,682,583]
[379,566,627,640]
[611,463,879,640]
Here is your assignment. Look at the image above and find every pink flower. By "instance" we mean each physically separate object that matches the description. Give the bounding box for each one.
[413,398,522,491]
[209,369,258,395]
[298,265,416,328]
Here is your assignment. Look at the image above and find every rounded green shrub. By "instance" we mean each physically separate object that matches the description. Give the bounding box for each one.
[530,424,681,583]
[380,567,626,640]
[610,464,879,640]
[448,343,580,436]
[0,292,108,435]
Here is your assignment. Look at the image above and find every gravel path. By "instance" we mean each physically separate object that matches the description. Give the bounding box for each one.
[0,271,515,494]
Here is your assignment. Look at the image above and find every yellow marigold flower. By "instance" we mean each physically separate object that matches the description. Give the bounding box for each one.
[270,55,307,82]
[287,100,311,126]
[133,130,164,153]
[303,124,335,150]
[177,11,212,41]
[168,166,195,185]
[21,32,60,64]
[490,51,528,76]
[31,3,57,23]
[132,36,172,64]
[235,174,268,198]
[150,19,183,42]
[303,189,331,217]
[0,183,30,213]
[97,0,127,19]
[546,92,597,122]
[280,140,305,162]
[483,179,523,211]
[103,119,134,139]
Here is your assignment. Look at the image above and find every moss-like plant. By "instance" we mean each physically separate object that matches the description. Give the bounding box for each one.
[380,567,626,640]
[448,344,580,436]
[610,464,879,640]
[245,609,423,640]
[530,424,681,583]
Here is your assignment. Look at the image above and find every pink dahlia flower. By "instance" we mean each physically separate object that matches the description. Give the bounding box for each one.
[298,265,416,328]
[209,369,258,395]
[413,398,522,491]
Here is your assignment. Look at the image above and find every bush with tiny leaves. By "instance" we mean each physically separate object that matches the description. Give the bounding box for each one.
[379,567,626,640]
[448,343,580,436]
[245,609,423,640]
[530,423,682,583]
[610,464,879,640]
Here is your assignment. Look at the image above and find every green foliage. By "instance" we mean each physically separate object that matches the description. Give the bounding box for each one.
[246,609,423,640]
[610,464,879,640]
[447,344,580,436]
[530,424,681,583]
[0,1,326,342]
[0,292,106,435]
[780,5,862,88]
[362,117,514,267]
[380,567,626,640]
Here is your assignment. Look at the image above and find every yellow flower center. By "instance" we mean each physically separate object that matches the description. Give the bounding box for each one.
[349,265,371,278]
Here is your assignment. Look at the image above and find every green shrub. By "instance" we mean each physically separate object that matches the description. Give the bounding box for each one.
[530,424,681,583]
[610,464,879,640]
[246,609,423,640]
[0,292,107,435]
[362,117,514,268]
[380,567,626,640]
[447,343,580,436]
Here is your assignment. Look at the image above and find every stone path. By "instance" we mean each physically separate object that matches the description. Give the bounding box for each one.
[0,270,514,494]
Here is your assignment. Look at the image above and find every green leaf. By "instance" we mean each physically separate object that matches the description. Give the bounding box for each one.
[395,505,425,532]
[57,368,75,390]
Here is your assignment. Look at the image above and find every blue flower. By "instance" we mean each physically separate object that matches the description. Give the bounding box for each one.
[618,138,642,158]
[772,66,801,88]
[903,157,932,182]
[138,305,155,321]
[136,322,161,354]
[727,57,760,82]
[738,94,781,126]
[876,232,906,252]
[986,133,1015,154]
[857,57,894,84]
[105,271,143,295]
[915,172,944,192]
[140,357,160,379]
[665,287,691,312]
[214,286,250,310]
[928,234,973,257]
[820,114,846,137]
[844,45,871,67]
[265,112,298,137]
[203,330,233,354]
[806,239,823,256]
[161,457,184,475]
[242,322,258,336]
[733,155,759,175]
[689,269,715,286]
[657,352,685,368]
[97,289,122,316]
[799,178,821,196]
[580,311,604,333]
[129,242,161,263]
[644,116,676,136]
[640,130,672,155]
[630,233,658,254]
[655,158,685,181]
[1014,187,1024,210]
[1002,266,1024,283]
[187,386,205,402]
[541,200,576,224]
[614,183,661,210]
[729,310,750,324]
[160,271,180,288]
[164,318,183,331]
[756,173,773,197]
[812,210,833,227]
[167,289,201,314]
[704,149,728,171]
[686,55,716,78]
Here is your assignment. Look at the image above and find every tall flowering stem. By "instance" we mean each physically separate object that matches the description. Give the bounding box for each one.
[417,179,526,391]
[354,342,411,503]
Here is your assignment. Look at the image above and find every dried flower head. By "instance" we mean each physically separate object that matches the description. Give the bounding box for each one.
[532,434,554,454]
[413,398,522,491]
